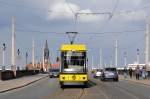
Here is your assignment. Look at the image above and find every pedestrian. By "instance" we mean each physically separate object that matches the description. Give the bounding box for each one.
[139,68,143,78]
[124,67,128,79]
[142,66,146,79]
[129,67,133,78]
[135,65,140,80]
[90,71,94,78]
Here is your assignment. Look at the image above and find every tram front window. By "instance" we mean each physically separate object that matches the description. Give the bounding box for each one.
[62,51,86,71]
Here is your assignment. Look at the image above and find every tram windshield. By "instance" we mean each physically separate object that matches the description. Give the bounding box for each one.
[62,51,86,70]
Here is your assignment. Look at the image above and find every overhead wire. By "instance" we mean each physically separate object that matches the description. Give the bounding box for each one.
[110,0,119,19]
[119,36,144,61]
[96,0,119,33]
[94,33,144,66]
[0,0,146,38]
[65,0,75,14]
[0,0,147,66]
[0,0,149,15]
[97,0,119,30]
[16,28,144,35]
[63,0,120,35]
[115,3,150,15]
[64,0,79,32]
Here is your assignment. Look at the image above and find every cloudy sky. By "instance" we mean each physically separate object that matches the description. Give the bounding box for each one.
[0,0,150,69]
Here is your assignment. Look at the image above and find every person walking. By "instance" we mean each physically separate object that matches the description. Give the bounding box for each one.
[142,66,146,79]
[129,67,133,78]
[124,67,128,79]
[135,65,140,80]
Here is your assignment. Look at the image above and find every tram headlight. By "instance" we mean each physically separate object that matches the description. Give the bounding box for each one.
[83,77,86,79]
[62,77,65,80]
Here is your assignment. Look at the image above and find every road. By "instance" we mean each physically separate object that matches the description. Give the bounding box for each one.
[0,77,150,99]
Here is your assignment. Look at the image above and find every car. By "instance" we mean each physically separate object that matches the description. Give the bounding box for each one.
[94,70,102,78]
[49,69,60,78]
[101,67,119,81]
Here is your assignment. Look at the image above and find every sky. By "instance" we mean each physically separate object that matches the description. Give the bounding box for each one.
[0,0,150,69]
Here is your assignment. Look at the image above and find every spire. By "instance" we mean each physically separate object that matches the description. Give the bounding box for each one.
[45,40,48,50]
[44,40,49,64]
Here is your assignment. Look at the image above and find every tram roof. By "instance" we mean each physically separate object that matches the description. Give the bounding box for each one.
[60,44,86,51]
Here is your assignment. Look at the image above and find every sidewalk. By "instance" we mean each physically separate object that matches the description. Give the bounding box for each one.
[119,75,150,86]
[0,74,48,93]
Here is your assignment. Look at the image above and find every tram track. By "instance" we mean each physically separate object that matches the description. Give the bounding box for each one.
[42,85,87,99]
[93,78,148,99]
[59,87,86,99]
[42,80,95,99]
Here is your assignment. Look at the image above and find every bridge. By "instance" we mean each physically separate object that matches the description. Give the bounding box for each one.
[1,0,150,99]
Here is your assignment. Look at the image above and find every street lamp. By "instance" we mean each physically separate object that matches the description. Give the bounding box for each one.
[26,52,28,69]
[17,49,21,70]
[2,43,6,70]
[137,48,140,64]
[87,49,94,71]
[124,51,127,67]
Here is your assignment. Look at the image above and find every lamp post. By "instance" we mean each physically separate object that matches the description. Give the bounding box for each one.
[2,43,6,70]
[17,49,21,70]
[144,16,149,67]
[124,51,127,67]
[115,40,118,68]
[87,49,93,72]
[137,48,140,64]
[99,48,102,69]
[91,55,94,71]
[26,52,28,69]
[11,16,16,77]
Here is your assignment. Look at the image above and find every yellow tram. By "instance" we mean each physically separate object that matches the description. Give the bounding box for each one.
[59,44,88,87]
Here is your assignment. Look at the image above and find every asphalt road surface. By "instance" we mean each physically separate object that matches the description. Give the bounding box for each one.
[0,77,150,99]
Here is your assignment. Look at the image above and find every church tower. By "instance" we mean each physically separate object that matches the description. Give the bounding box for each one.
[44,40,49,63]
[43,40,50,71]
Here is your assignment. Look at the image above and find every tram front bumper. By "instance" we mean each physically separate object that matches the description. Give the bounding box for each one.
[59,73,88,82]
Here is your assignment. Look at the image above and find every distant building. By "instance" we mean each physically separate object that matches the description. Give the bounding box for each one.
[51,62,60,69]
[27,63,41,70]
[27,40,51,71]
